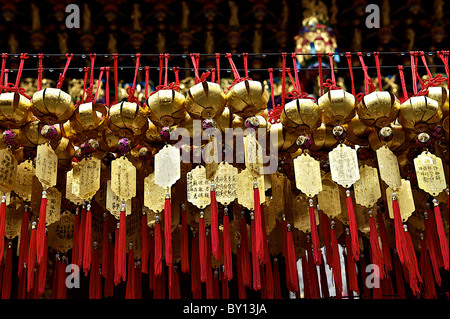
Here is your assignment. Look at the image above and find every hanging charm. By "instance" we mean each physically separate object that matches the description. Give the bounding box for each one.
[187,165,211,209]
[244,133,263,177]
[328,143,360,188]
[317,174,342,219]
[35,142,58,190]
[0,148,17,193]
[386,179,415,221]
[376,145,402,191]
[144,172,168,213]
[154,144,181,189]
[213,162,238,206]
[15,160,34,202]
[66,169,83,205]
[45,187,62,226]
[237,168,265,210]
[293,152,322,197]
[111,156,136,202]
[106,180,132,219]
[72,157,101,200]
[414,151,447,196]
[353,165,382,208]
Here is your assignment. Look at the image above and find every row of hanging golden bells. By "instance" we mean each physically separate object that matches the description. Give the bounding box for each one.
[0,78,448,166]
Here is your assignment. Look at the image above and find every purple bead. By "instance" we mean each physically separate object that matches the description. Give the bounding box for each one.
[296,135,312,150]
[2,130,16,145]
[40,125,58,140]
[160,127,171,142]
[202,119,215,130]
[118,138,131,154]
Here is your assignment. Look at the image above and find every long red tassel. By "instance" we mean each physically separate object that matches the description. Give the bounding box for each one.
[170,266,181,299]
[78,206,86,267]
[71,208,80,267]
[0,196,7,264]
[38,233,48,295]
[104,234,114,297]
[221,267,229,299]
[320,210,333,269]
[89,243,102,299]
[319,255,330,299]
[101,214,109,280]
[135,263,142,299]
[345,230,359,294]
[424,210,442,286]
[154,263,165,299]
[286,224,299,293]
[51,254,60,299]
[1,241,13,299]
[27,221,37,292]
[301,253,311,298]
[369,212,385,279]
[113,224,120,286]
[253,184,264,261]
[345,191,360,261]
[265,255,274,299]
[57,257,67,299]
[250,213,261,291]
[125,244,135,299]
[281,216,290,290]
[213,269,220,299]
[164,195,173,267]
[141,211,149,274]
[206,230,214,299]
[118,207,127,281]
[191,231,202,299]
[240,214,251,288]
[404,226,422,296]
[199,212,207,282]
[392,194,407,266]
[419,234,437,299]
[36,191,48,265]
[236,244,247,299]
[148,229,155,293]
[393,252,406,299]
[432,199,449,270]
[427,208,444,268]
[223,208,232,281]
[18,206,30,277]
[376,210,392,271]
[309,200,321,265]
[154,216,162,278]
[210,188,220,261]
[273,258,282,299]
[305,241,320,298]
[180,206,189,273]
[83,203,92,275]
[330,221,343,297]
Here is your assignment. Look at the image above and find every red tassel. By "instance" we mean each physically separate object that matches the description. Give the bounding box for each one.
[376,210,392,271]
[31,266,39,299]
[419,234,437,299]
[392,194,407,266]
[101,215,109,280]
[71,208,80,267]
[148,229,155,293]
[206,230,214,299]
[253,184,264,263]
[432,199,449,270]
[250,213,261,291]
[345,191,360,261]
[319,255,330,299]
[57,257,67,299]
[0,196,7,264]
[210,188,220,261]
[393,252,406,299]
[309,200,321,265]
[427,208,444,268]
[273,258,282,299]
[89,243,102,299]
[286,224,299,293]
[38,233,48,295]
[170,266,181,299]
[154,216,162,278]
[104,234,114,297]
[199,212,207,282]
[424,210,442,286]
[281,217,290,289]
[1,241,13,299]
[125,244,135,299]
[369,212,385,279]
[221,267,229,299]
[301,254,311,298]
[118,208,127,282]
[78,206,86,267]
[27,221,37,292]
[18,206,30,278]
[141,210,149,274]
[330,221,342,297]
[213,269,220,299]
[404,226,422,296]
[265,256,274,299]
[154,263,165,299]
[320,210,333,270]
[18,268,26,299]
[51,254,60,299]
[83,203,92,275]
[240,213,251,287]
[164,195,173,267]
[305,241,320,298]
[344,230,359,294]
[113,224,120,286]
[135,263,142,299]
[223,208,232,281]
[236,244,247,299]
[36,192,48,265]
[180,206,189,273]
[191,231,202,299]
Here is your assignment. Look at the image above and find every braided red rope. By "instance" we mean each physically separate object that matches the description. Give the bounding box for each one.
[56,53,73,89]
[345,52,356,96]
[374,52,382,91]
[126,53,141,104]
[317,53,323,96]
[37,53,44,91]
[398,65,408,102]
[112,53,119,104]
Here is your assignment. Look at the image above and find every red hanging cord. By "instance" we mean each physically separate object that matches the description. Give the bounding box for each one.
[14,53,29,89]
[320,210,333,269]
[437,50,449,88]
[243,53,249,78]
[141,210,149,274]
[164,53,169,86]
[158,53,164,87]
[199,212,207,282]
[0,53,7,93]
[345,190,360,261]
[369,211,385,279]
[376,210,392,272]
[432,199,449,270]
[317,53,324,95]
[344,230,359,294]
[36,53,44,91]
[81,67,89,104]
[345,52,356,96]
[180,205,189,273]
[410,51,418,95]
[419,234,438,299]
[215,53,221,85]
[424,210,442,286]
[105,66,110,107]
[210,186,220,262]
[374,52,383,91]
[250,213,261,291]
[18,206,30,278]
[38,233,48,296]
[71,208,80,268]
[268,68,275,107]
[94,67,104,102]
[83,203,92,276]
[56,53,73,89]
[291,52,301,93]
[36,190,48,265]
[253,182,264,263]
[164,193,173,268]
[308,199,321,266]
[173,66,180,91]
[398,65,409,102]
[223,208,232,281]
[281,52,287,108]
[126,53,141,104]
[144,66,150,101]
[27,221,37,292]
[154,216,162,278]
[357,52,376,94]
[330,220,343,297]
[210,67,216,84]
[112,53,119,104]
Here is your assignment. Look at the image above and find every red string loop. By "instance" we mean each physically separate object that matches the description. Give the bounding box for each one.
[56,53,73,89]
[317,53,324,96]
[127,53,141,104]
[398,65,408,102]
[374,52,383,91]
[215,53,221,85]
[37,53,44,91]
[112,53,119,104]
[345,52,356,96]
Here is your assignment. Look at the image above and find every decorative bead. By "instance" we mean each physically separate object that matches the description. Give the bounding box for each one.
[378,126,393,142]
[332,125,346,141]
[40,124,58,140]
[118,137,131,154]
[159,126,171,142]
[296,135,312,150]
[202,118,216,130]
[244,116,260,130]
[416,132,431,147]
[2,130,16,146]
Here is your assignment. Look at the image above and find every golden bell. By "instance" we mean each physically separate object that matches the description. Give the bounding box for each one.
[368,124,412,153]
[0,92,33,127]
[398,96,442,132]
[318,89,356,126]
[53,137,75,168]
[426,86,448,117]
[226,80,269,118]
[346,116,374,147]
[280,98,322,134]
[270,123,298,153]
[31,88,75,124]
[357,91,400,128]
[69,102,109,140]
[185,81,226,119]
[146,89,186,127]
[145,119,163,144]
[108,101,148,139]
[17,120,62,148]
[309,123,338,152]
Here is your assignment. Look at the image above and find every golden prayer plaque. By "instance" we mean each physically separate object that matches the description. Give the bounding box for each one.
[111,156,136,201]
[46,187,62,226]
[414,151,447,196]
[48,211,74,253]
[154,144,181,189]
[236,168,265,210]
[73,157,101,200]
[377,145,402,191]
[187,165,211,209]
[5,206,22,239]
[293,152,322,198]
[106,180,132,219]
[386,179,415,221]
[144,172,167,213]
[244,133,263,177]
[66,169,83,205]
[353,165,382,208]
[213,162,238,206]
[328,143,360,188]
[318,174,342,219]
[35,143,58,189]
[0,148,17,193]
[15,160,34,202]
